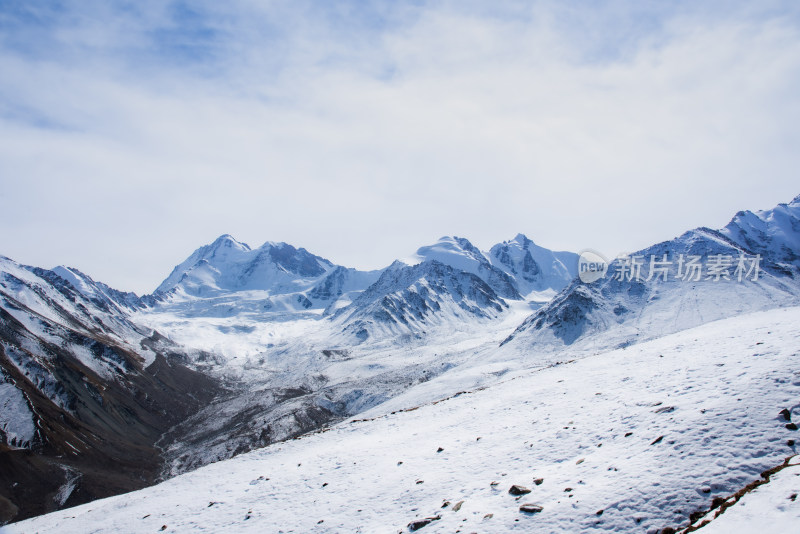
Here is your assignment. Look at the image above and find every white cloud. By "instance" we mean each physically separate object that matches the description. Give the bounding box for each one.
[1,1,799,292]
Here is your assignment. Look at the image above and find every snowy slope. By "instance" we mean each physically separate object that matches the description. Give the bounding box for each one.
[9,307,800,533]
[698,460,800,534]
[0,256,155,366]
[50,266,144,311]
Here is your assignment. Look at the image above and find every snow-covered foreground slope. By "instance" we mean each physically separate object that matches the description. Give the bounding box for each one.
[10,307,799,534]
[698,461,800,534]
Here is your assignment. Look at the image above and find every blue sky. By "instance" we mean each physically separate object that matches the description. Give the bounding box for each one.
[2,1,800,292]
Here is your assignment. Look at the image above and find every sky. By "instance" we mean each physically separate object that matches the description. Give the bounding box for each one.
[1,0,800,294]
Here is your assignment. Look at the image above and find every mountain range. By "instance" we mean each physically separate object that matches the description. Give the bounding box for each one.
[1,194,799,529]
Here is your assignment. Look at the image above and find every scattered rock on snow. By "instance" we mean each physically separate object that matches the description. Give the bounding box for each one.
[786,423,798,431]
[779,408,792,421]
[509,485,531,495]
[651,435,664,445]
[533,478,544,485]
[408,516,440,531]
[452,500,464,512]
[519,503,543,514]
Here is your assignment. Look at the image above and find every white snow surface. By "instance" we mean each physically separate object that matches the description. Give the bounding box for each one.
[10,306,800,533]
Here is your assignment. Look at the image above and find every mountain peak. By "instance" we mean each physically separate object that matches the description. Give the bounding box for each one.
[509,233,533,247]
[489,235,578,296]
[414,236,484,262]
[155,236,335,295]
[210,234,251,252]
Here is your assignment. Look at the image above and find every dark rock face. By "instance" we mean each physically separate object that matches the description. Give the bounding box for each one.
[0,262,224,525]
[492,239,542,282]
[266,243,327,278]
[310,267,347,301]
[0,328,222,524]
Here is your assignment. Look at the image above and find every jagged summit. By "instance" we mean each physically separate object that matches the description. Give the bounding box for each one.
[721,196,800,267]
[489,233,578,297]
[335,259,509,342]
[155,235,334,296]
[50,265,143,311]
[407,235,487,266]
[404,236,520,300]
[147,232,582,322]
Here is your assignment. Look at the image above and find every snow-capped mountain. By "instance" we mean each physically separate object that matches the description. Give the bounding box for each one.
[118,235,578,477]
[49,265,146,311]
[156,234,333,296]
[335,259,510,342]
[327,235,577,342]
[151,234,382,317]
[503,196,800,351]
[720,193,800,269]
[406,236,521,299]
[489,233,578,298]
[0,257,222,524]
